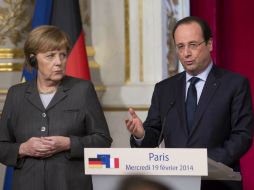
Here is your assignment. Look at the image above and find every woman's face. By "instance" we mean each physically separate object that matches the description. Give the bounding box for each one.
[36,49,67,82]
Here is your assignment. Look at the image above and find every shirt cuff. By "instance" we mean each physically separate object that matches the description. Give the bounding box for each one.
[133,131,145,146]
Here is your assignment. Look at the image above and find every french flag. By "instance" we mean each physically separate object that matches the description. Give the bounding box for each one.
[97,154,120,169]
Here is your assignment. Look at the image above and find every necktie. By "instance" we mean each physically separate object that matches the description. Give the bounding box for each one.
[186,77,200,132]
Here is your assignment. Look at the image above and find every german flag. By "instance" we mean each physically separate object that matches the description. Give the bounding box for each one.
[22,0,90,81]
[88,158,103,168]
[49,0,90,80]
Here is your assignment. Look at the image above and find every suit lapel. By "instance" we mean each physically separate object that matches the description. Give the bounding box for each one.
[25,76,72,111]
[189,66,221,136]
[46,76,71,110]
[25,80,45,111]
[175,73,189,135]
[46,87,67,110]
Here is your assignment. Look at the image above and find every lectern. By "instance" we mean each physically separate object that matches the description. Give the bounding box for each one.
[84,148,240,190]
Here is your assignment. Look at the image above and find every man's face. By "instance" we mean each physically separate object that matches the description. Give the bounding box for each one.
[174,22,213,76]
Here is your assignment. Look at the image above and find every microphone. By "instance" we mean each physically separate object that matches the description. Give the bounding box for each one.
[157,100,175,147]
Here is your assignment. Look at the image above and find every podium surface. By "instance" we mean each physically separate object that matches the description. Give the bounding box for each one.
[84,148,207,176]
[84,148,207,190]
[203,158,241,181]
[84,148,241,190]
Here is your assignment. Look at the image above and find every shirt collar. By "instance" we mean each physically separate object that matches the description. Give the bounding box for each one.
[186,62,213,83]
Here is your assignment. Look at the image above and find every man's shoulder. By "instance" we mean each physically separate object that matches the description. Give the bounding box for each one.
[156,72,185,87]
[212,65,248,82]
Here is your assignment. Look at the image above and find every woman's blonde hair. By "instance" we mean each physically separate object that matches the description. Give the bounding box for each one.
[24,25,71,67]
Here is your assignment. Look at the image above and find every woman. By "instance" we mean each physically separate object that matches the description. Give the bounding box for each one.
[0,25,112,190]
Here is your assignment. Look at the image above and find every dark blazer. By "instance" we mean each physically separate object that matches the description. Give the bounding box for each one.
[0,76,112,190]
[131,65,253,171]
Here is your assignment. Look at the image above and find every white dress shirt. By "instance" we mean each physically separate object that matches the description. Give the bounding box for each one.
[185,63,213,104]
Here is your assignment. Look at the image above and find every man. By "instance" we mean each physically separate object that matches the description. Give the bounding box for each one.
[125,16,253,190]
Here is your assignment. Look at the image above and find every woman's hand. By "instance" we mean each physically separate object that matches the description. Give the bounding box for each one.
[19,136,70,158]
[40,136,70,156]
[19,137,53,158]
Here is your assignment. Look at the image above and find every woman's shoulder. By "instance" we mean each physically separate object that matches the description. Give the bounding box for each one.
[62,76,94,90]
[4,81,34,102]
[63,75,91,84]
[8,80,33,92]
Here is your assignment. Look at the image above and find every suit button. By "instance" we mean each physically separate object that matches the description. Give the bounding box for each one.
[41,126,46,132]
[42,113,46,117]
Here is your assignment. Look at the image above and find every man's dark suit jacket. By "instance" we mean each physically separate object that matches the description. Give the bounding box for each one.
[131,65,253,189]
[0,76,112,190]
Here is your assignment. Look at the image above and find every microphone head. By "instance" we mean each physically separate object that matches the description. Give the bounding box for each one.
[169,101,175,106]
